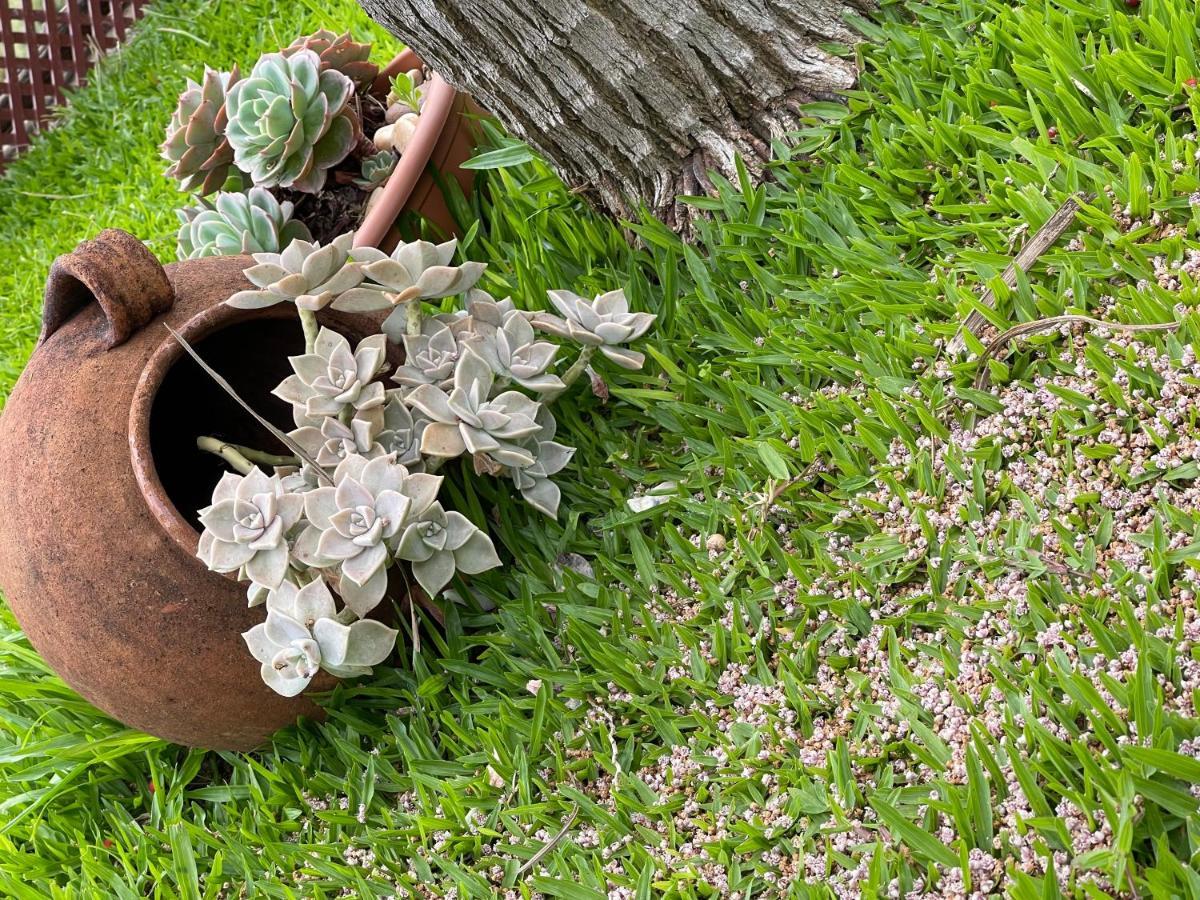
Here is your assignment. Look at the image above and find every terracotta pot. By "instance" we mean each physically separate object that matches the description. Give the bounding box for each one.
[356,50,480,250]
[0,229,391,750]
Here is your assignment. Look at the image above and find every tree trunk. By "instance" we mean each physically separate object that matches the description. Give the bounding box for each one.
[357,0,871,227]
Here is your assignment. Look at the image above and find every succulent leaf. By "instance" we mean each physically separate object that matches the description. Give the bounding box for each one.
[393,503,501,596]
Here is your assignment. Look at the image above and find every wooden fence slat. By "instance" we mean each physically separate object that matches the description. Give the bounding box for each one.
[0,0,146,165]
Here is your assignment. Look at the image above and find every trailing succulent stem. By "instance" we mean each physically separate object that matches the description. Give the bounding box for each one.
[192,231,655,697]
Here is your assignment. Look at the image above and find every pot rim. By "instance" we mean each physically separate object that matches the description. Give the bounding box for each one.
[128,300,303,560]
[354,49,459,250]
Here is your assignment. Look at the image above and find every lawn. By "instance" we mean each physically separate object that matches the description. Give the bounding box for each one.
[1,0,1200,896]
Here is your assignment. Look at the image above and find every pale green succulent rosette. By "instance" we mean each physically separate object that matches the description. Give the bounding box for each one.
[353,151,398,190]
[176,187,312,260]
[224,49,358,194]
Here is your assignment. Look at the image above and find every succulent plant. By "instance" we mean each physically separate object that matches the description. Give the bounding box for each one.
[176,187,312,260]
[281,30,379,92]
[227,233,364,312]
[224,50,358,194]
[391,323,464,392]
[274,327,387,424]
[354,151,397,190]
[290,409,384,468]
[510,412,575,518]
[467,309,564,393]
[242,578,398,696]
[295,454,442,614]
[534,289,656,369]
[406,348,543,467]
[197,468,303,588]
[162,66,240,196]
[333,239,486,341]
[376,393,427,468]
[393,502,501,596]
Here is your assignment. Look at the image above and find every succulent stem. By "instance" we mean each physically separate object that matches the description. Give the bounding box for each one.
[197,436,255,474]
[548,345,596,402]
[299,308,320,354]
[405,299,423,337]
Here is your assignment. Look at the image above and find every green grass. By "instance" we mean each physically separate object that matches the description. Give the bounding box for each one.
[2,0,1200,896]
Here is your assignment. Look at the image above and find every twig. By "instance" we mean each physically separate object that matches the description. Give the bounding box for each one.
[514,804,580,879]
[165,324,332,485]
[948,194,1087,355]
[973,315,1178,391]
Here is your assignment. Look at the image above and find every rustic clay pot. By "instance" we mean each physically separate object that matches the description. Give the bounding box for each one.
[0,229,392,750]
[358,49,480,250]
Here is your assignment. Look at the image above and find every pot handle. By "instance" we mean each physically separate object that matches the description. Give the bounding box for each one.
[39,229,174,350]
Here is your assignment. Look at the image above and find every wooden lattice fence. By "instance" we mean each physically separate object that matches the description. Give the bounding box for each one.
[0,0,147,166]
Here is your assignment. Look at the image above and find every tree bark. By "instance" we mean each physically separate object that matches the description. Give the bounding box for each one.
[357,0,871,227]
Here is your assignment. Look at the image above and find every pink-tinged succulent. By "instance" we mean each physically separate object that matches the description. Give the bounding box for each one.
[273,327,387,425]
[534,288,655,369]
[227,233,364,312]
[162,66,240,195]
[333,238,486,341]
[198,468,303,588]
[406,347,543,467]
[242,578,397,696]
[281,29,379,92]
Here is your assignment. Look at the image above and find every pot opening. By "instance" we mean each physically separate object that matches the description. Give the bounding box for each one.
[147,317,302,530]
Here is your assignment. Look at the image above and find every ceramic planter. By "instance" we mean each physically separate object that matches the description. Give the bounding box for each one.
[0,229,397,750]
[356,49,478,250]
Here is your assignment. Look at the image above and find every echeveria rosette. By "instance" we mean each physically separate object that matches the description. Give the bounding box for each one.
[227,232,364,312]
[534,288,656,369]
[511,412,575,518]
[281,30,378,92]
[198,469,303,588]
[467,309,564,394]
[333,238,486,342]
[274,327,387,425]
[162,66,240,196]
[224,50,358,194]
[242,578,398,696]
[290,408,385,468]
[176,187,311,260]
[296,454,442,615]
[394,502,501,596]
[391,323,464,392]
[406,348,543,468]
[377,393,428,468]
[354,151,398,190]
